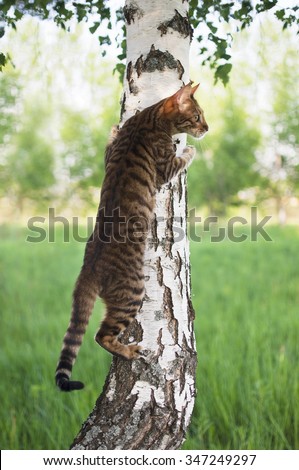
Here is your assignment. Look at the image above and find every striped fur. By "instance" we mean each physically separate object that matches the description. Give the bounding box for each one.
[55,82,208,391]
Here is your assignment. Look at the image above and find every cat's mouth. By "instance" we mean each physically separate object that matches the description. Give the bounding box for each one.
[193,129,208,140]
[198,131,207,139]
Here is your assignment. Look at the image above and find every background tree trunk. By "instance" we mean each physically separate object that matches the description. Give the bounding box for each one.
[71,0,197,450]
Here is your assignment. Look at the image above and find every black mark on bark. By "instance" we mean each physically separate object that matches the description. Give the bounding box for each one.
[123,2,144,25]
[154,309,164,321]
[135,45,184,80]
[120,91,126,121]
[163,286,178,344]
[177,173,183,201]
[186,260,195,322]
[187,293,195,322]
[127,61,139,95]
[174,252,182,279]
[135,55,143,78]
[126,61,133,81]
[177,60,184,80]
[165,380,179,436]
[165,186,174,257]
[157,9,193,41]
[182,332,197,368]
[150,213,159,251]
[156,328,165,359]
[174,251,183,296]
[156,257,164,286]
[179,359,186,394]
[184,172,189,222]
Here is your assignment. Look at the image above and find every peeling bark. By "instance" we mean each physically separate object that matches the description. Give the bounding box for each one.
[71,0,197,450]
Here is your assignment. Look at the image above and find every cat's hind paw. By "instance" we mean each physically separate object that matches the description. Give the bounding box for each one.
[126,343,142,360]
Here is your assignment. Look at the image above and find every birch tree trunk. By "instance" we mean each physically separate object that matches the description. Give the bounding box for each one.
[71,0,197,450]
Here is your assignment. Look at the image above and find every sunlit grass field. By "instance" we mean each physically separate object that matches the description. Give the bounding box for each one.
[0,224,299,449]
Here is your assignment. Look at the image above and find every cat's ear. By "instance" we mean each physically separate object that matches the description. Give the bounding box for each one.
[163,83,199,114]
[173,83,192,104]
[190,83,200,95]
[174,82,200,105]
[176,83,200,102]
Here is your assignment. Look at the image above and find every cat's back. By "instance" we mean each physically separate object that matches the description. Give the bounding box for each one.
[100,112,161,215]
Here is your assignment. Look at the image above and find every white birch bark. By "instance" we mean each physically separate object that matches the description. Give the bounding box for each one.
[72,0,197,450]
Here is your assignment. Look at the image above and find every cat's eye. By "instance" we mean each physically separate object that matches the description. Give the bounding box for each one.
[194,114,200,122]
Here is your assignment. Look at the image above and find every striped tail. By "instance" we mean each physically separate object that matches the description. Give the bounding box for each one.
[55,275,97,392]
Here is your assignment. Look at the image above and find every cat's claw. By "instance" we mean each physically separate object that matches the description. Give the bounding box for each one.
[128,344,142,359]
[136,349,147,358]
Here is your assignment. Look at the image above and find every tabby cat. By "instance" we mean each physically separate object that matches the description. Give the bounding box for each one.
[55,82,208,391]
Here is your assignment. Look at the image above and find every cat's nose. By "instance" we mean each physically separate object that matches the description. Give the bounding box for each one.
[203,123,209,132]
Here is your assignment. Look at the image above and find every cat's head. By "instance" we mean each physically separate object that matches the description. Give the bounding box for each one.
[162,82,208,139]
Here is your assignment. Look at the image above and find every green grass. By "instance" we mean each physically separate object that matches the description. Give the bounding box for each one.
[0,224,299,449]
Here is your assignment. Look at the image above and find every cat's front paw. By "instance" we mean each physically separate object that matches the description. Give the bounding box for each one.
[183,145,196,159]
[183,145,196,165]
[108,125,120,144]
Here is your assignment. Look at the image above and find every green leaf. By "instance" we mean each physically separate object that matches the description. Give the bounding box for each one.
[89,22,100,34]
[214,63,232,86]
[220,4,234,22]
[256,0,278,13]
[207,22,218,34]
[75,5,86,22]
[275,9,285,21]
[98,35,111,46]
[113,63,125,82]
[14,9,23,20]
[0,53,7,70]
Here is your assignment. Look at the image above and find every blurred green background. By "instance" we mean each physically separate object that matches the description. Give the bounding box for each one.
[0,13,298,450]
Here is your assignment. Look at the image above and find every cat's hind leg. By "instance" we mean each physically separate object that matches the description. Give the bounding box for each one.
[95,301,142,360]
